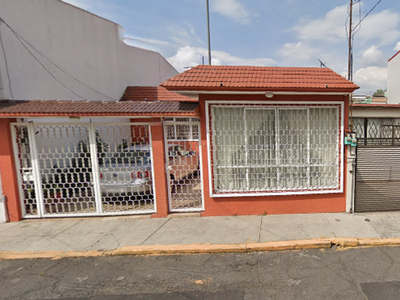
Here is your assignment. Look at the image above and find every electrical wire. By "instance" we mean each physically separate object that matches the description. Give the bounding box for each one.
[0,21,14,99]
[353,0,382,34]
[0,16,117,101]
[8,27,87,100]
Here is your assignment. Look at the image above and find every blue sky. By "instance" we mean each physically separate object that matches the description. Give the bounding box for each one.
[63,0,400,94]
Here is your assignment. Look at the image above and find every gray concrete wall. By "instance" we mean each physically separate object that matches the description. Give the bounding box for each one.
[388,52,400,104]
[0,0,178,101]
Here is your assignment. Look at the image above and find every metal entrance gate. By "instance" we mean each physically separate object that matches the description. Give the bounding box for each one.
[12,122,156,218]
[164,118,204,212]
[355,140,400,212]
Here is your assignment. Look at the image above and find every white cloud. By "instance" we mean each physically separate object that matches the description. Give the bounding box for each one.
[353,66,387,94]
[395,42,400,51]
[290,6,400,48]
[167,46,276,72]
[61,0,90,10]
[123,36,170,46]
[212,0,251,24]
[167,46,204,71]
[290,5,347,44]
[361,45,385,66]
[354,10,400,47]
[168,24,203,47]
[279,42,321,66]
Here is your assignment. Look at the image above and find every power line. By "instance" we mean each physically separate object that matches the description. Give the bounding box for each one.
[0,22,14,99]
[4,23,87,100]
[353,0,382,33]
[0,16,117,101]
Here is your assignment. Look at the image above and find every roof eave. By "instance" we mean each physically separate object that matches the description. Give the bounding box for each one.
[162,86,359,95]
[0,111,200,118]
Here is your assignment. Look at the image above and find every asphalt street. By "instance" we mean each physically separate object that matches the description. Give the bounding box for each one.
[1,246,400,300]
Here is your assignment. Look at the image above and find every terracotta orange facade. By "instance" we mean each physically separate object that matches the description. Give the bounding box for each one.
[0,118,23,221]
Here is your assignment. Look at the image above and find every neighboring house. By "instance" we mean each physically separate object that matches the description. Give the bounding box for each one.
[162,65,358,216]
[349,50,400,213]
[352,104,400,212]
[0,0,177,101]
[387,50,400,104]
[353,94,387,104]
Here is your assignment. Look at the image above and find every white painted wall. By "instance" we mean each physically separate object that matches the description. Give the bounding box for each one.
[388,52,400,104]
[0,0,178,101]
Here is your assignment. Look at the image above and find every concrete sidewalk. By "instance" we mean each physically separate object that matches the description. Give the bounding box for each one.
[1,212,400,259]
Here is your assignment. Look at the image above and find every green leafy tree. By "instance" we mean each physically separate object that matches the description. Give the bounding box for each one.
[373,89,387,97]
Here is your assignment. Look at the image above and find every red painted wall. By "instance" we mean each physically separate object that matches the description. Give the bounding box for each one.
[0,119,22,222]
[129,118,169,217]
[149,122,169,217]
[198,94,349,216]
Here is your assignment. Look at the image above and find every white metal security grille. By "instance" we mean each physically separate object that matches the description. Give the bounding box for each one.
[37,124,96,215]
[11,122,156,218]
[96,125,155,214]
[164,118,203,212]
[209,104,341,196]
[11,125,37,217]
[354,118,400,146]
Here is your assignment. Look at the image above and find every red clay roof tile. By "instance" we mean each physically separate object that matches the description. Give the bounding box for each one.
[0,100,199,117]
[161,65,359,92]
[120,86,197,102]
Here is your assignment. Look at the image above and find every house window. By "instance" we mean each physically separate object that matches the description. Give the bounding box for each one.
[353,118,400,139]
[165,118,199,141]
[209,104,341,196]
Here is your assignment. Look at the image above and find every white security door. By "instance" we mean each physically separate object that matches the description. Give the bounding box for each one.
[164,118,204,212]
[11,122,156,218]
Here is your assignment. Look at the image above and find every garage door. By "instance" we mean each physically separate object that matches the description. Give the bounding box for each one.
[355,145,400,212]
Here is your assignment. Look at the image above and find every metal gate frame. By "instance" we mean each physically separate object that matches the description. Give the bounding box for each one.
[164,119,205,213]
[11,122,157,218]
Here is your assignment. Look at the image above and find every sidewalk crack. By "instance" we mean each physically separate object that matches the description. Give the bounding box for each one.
[51,220,83,239]
[258,216,263,243]
[324,213,336,238]
[366,219,383,238]
[140,218,170,246]
[90,220,126,249]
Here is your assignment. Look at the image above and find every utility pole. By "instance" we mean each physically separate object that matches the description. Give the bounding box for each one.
[206,0,211,65]
[348,0,354,132]
[348,0,353,81]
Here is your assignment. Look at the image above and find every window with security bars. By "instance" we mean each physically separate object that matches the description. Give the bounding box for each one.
[165,118,199,141]
[353,118,400,139]
[210,105,340,195]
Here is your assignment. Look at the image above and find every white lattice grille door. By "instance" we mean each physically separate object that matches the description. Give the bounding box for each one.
[98,125,155,214]
[12,125,38,217]
[12,122,156,218]
[165,118,203,212]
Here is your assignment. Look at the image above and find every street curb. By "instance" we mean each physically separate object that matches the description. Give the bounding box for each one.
[2,238,400,260]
